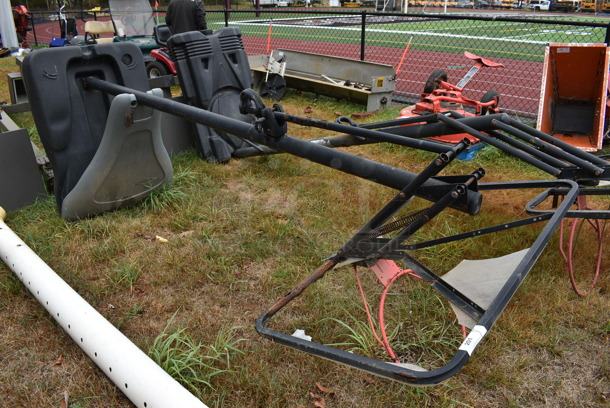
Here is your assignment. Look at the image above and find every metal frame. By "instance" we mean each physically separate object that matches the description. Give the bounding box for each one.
[255,176,580,385]
[80,76,609,385]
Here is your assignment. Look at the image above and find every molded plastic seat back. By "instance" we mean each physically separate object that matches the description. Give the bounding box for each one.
[84,20,116,43]
[61,90,173,220]
[153,23,172,47]
[21,43,172,219]
[167,27,254,162]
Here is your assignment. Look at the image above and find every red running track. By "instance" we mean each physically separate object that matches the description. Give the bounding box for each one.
[243,35,542,116]
[26,18,542,116]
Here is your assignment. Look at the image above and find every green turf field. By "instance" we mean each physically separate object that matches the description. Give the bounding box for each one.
[209,10,609,61]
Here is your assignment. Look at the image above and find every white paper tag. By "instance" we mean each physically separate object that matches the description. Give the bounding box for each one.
[291,329,312,342]
[458,325,487,356]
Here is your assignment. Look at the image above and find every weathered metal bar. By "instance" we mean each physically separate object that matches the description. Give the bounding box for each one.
[256,179,580,386]
[508,117,609,168]
[436,114,566,176]
[494,120,605,175]
[84,78,483,215]
[262,259,338,320]
[337,140,471,258]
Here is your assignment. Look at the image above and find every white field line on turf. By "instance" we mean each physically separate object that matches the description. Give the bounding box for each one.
[407,21,594,37]
[420,22,593,37]
[506,28,593,38]
[228,19,551,44]
[418,21,527,32]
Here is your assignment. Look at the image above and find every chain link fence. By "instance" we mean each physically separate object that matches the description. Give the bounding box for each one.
[211,9,610,118]
[25,7,610,117]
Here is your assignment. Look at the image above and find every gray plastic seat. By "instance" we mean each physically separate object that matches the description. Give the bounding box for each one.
[61,89,173,221]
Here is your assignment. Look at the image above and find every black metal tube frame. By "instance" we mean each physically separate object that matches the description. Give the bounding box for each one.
[256,179,579,385]
[81,77,607,386]
[436,114,607,179]
[83,78,483,215]
[236,109,609,184]
[400,183,610,251]
[232,112,503,158]
[493,121,605,176]
[337,140,471,258]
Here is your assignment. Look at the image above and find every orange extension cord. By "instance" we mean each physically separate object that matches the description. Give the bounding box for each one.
[353,264,468,364]
[559,196,606,296]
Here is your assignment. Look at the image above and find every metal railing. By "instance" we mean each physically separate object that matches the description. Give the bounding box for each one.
[24,7,610,117]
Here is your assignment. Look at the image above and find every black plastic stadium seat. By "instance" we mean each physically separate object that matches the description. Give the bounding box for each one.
[21,43,173,220]
[167,27,255,162]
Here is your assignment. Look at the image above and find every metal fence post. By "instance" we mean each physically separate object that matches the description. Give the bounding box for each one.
[30,12,38,46]
[360,10,366,61]
[605,23,610,45]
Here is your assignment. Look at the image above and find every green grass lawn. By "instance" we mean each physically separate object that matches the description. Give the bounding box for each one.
[0,30,608,408]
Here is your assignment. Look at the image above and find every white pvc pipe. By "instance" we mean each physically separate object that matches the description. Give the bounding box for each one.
[0,208,209,408]
[0,0,19,48]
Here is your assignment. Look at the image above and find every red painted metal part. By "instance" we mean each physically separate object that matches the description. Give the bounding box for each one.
[464,51,504,68]
[149,48,177,75]
[397,52,504,145]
